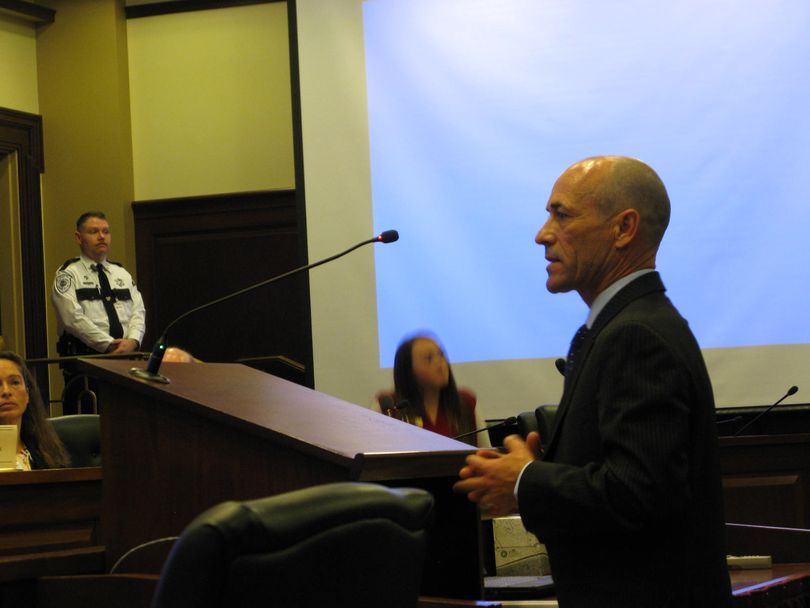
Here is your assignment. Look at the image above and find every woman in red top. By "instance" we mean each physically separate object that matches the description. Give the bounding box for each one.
[379,334,479,445]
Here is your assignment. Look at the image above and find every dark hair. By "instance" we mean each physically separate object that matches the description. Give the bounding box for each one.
[0,352,71,469]
[76,211,107,231]
[393,334,476,442]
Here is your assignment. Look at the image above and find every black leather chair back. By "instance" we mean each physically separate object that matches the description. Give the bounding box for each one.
[535,405,559,446]
[49,414,101,467]
[151,482,434,608]
[516,411,540,437]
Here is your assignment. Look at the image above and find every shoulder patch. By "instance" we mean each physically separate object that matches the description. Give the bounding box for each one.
[108,260,124,267]
[55,272,73,294]
[59,257,80,271]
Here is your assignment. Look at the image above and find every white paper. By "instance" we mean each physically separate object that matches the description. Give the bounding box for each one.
[0,425,18,470]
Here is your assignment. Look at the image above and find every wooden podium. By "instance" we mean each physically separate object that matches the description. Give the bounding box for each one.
[720,433,810,528]
[0,468,103,582]
[80,359,482,598]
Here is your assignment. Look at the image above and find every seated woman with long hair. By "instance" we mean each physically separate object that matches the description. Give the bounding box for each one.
[377,334,481,446]
[0,351,70,470]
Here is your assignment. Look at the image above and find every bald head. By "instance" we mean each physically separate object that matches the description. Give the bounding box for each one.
[163,347,194,363]
[536,155,671,304]
[570,156,671,249]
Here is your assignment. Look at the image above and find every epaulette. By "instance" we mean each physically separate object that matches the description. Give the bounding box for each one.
[59,257,80,271]
[108,260,124,267]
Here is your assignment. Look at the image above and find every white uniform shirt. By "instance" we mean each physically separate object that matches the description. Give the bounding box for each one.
[52,254,146,353]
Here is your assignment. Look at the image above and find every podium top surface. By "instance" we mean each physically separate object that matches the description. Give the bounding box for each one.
[82,359,476,478]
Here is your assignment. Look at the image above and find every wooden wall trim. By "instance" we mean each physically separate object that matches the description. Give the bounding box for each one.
[0,0,55,24]
[721,433,810,527]
[132,189,313,386]
[0,107,48,374]
[131,189,290,219]
[125,0,280,20]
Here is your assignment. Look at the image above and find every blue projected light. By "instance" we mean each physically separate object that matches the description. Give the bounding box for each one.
[364,0,810,367]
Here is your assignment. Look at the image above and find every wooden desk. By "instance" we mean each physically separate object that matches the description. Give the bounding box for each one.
[416,564,810,607]
[0,547,105,585]
[727,523,810,564]
[0,467,102,571]
[720,433,810,527]
[0,468,104,606]
[82,359,482,599]
[731,563,810,606]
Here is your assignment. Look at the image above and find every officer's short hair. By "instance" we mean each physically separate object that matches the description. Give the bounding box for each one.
[76,211,107,231]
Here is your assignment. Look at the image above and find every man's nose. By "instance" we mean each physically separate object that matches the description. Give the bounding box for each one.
[535,221,553,245]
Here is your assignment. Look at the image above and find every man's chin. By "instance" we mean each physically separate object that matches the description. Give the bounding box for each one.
[545,279,572,294]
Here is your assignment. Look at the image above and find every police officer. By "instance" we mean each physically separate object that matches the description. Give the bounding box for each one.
[52,211,146,412]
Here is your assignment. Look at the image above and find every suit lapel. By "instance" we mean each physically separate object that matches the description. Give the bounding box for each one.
[543,272,666,458]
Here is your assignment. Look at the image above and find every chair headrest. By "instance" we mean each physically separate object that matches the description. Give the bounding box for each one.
[187,482,433,555]
[49,414,101,468]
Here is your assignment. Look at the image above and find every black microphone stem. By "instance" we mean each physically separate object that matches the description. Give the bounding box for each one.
[164,236,380,340]
[452,427,488,442]
[131,231,398,383]
[733,386,799,437]
[453,416,518,442]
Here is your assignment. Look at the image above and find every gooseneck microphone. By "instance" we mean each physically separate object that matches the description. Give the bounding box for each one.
[452,416,518,442]
[732,385,799,437]
[379,396,411,415]
[130,230,400,383]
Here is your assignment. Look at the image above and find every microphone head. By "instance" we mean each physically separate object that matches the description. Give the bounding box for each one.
[130,336,171,384]
[377,230,399,244]
[788,385,799,396]
[146,339,168,375]
[379,395,395,412]
[555,357,566,376]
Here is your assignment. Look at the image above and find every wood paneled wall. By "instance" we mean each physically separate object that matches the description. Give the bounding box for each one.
[132,190,312,385]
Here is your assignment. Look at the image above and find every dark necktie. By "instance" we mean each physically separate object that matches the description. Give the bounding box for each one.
[564,324,589,378]
[93,263,124,339]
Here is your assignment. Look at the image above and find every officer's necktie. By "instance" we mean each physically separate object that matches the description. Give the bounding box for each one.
[93,263,124,339]
[564,324,589,378]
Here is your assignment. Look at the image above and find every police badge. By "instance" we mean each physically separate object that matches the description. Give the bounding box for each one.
[55,272,73,294]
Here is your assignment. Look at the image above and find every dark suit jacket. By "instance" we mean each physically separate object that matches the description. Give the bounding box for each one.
[518,272,731,607]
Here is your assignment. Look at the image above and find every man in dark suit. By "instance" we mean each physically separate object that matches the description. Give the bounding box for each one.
[455,156,731,606]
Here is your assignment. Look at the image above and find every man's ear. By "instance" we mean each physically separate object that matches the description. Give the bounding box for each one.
[613,208,640,249]
[74,231,82,245]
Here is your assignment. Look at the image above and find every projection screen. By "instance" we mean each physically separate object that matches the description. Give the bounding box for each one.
[294,0,810,417]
